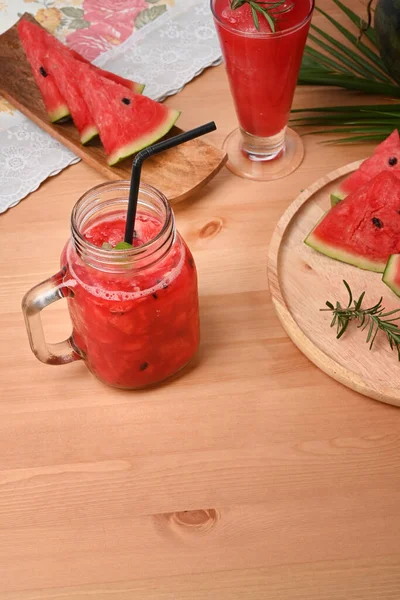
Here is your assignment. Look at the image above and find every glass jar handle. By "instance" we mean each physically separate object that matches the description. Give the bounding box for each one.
[22,268,81,365]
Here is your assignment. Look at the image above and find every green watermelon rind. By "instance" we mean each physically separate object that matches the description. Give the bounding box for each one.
[330,192,345,207]
[382,254,400,297]
[49,104,70,123]
[133,82,146,94]
[107,109,181,166]
[81,124,99,145]
[304,222,387,273]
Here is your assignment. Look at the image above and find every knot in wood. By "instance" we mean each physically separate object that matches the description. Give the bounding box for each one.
[199,218,223,239]
[172,508,219,529]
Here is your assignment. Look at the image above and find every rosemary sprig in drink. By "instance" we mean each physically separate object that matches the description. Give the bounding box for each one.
[230,0,294,33]
[322,280,400,359]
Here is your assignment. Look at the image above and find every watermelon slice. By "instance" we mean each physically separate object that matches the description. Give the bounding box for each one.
[305,171,400,273]
[20,18,144,95]
[43,49,98,144]
[330,170,370,206]
[383,254,400,297]
[75,61,180,165]
[330,130,400,206]
[17,19,69,122]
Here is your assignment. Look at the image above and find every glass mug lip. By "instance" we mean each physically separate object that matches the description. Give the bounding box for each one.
[70,180,174,261]
[210,0,315,38]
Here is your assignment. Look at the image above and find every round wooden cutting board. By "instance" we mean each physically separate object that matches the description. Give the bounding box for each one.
[268,160,400,407]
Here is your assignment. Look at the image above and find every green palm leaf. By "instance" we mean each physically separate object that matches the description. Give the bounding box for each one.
[331,0,378,47]
[298,73,400,96]
[296,0,400,142]
[314,6,387,72]
[299,0,396,90]
[309,24,389,82]
[290,104,400,143]
[292,104,400,113]
[304,45,351,74]
[320,134,395,143]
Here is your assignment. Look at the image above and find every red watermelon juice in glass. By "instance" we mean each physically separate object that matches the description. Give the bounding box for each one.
[22,182,200,389]
[211,0,314,180]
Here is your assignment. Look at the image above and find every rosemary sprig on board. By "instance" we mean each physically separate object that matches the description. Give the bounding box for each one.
[322,280,400,359]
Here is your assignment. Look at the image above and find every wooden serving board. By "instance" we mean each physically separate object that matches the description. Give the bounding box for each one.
[268,161,400,407]
[0,15,227,203]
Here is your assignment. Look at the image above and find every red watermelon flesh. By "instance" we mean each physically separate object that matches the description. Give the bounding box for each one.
[383,254,400,297]
[370,129,400,154]
[340,169,371,194]
[305,171,400,273]
[43,49,98,144]
[331,130,400,205]
[89,64,145,95]
[20,18,144,94]
[17,19,69,122]
[74,61,180,166]
[359,130,400,178]
[331,169,371,206]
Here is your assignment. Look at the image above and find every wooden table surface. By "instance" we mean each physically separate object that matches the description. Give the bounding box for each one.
[1,3,400,598]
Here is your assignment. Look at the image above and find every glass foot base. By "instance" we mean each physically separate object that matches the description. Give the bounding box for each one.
[222,127,304,182]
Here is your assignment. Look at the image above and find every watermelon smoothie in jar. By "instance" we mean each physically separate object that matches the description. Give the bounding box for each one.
[211,0,314,180]
[22,182,200,389]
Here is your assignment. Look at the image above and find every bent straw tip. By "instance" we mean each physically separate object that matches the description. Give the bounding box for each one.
[125,121,218,243]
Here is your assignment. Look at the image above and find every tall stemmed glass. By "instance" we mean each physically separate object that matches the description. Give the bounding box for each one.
[211,0,314,181]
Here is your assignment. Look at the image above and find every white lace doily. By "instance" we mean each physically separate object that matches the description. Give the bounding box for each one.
[95,0,222,102]
[0,119,80,213]
[0,0,221,214]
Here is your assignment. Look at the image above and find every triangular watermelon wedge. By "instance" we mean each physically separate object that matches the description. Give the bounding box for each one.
[43,49,98,144]
[305,171,400,273]
[20,17,144,94]
[74,61,180,165]
[331,130,400,205]
[17,19,69,122]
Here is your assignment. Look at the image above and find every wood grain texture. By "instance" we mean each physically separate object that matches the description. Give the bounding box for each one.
[0,14,227,203]
[2,0,400,597]
[268,161,400,406]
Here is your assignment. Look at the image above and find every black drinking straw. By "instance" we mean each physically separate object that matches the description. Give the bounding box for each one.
[124,121,217,244]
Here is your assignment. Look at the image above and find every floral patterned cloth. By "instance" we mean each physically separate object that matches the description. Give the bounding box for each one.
[2,0,174,58]
[0,0,181,213]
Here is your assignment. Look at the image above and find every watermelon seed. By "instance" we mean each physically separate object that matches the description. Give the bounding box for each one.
[39,66,48,78]
[389,157,398,166]
[140,362,149,371]
[372,217,383,228]
[122,97,131,105]
[152,293,158,299]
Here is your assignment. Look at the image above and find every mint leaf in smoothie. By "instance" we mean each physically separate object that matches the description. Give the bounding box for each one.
[101,241,133,250]
[115,241,133,250]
